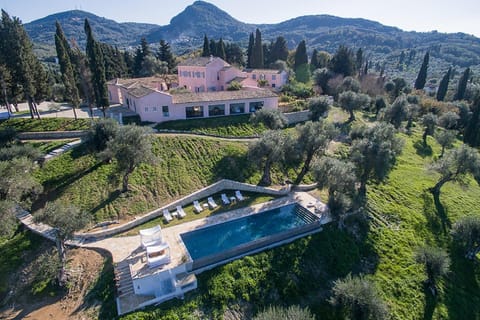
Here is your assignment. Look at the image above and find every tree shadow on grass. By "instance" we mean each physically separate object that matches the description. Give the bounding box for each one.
[422,191,449,238]
[423,283,437,320]
[432,191,451,232]
[89,190,122,217]
[444,243,480,320]
[414,140,433,158]
[212,153,256,183]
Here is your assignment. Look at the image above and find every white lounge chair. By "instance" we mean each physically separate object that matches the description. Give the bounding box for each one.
[163,209,173,223]
[139,225,163,248]
[235,190,245,201]
[221,193,231,205]
[146,242,171,268]
[207,197,218,209]
[193,200,203,213]
[176,205,186,218]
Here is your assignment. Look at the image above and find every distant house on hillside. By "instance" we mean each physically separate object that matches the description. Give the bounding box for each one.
[107,56,284,123]
[177,56,288,92]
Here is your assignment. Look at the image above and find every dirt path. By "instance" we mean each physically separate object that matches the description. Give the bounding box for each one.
[0,248,106,320]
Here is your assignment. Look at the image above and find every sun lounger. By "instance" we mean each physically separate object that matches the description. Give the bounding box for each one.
[163,209,173,223]
[176,205,186,218]
[207,197,218,209]
[221,193,231,205]
[139,225,163,248]
[193,200,203,213]
[235,190,245,201]
[146,242,171,268]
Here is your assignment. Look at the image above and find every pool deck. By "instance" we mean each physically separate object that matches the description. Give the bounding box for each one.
[82,191,329,315]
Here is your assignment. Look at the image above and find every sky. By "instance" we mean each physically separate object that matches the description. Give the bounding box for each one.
[1,0,479,37]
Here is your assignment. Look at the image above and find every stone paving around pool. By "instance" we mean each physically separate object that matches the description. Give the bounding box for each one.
[80,191,329,315]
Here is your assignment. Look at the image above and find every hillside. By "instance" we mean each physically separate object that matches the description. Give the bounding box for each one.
[23,1,480,72]
[24,10,158,48]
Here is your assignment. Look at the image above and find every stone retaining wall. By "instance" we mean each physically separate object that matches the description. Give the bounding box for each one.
[76,179,291,240]
[18,130,87,140]
[285,110,311,125]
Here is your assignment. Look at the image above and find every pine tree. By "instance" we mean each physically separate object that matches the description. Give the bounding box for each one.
[270,36,289,63]
[217,38,226,60]
[455,67,470,101]
[294,40,308,70]
[225,43,244,66]
[55,22,80,119]
[330,45,356,77]
[247,32,254,68]
[251,28,264,68]
[436,67,451,101]
[84,19,109,117]
[201,34,210,57]
[158,40,176,71]
[414,51,429,90]
[310,48,319,70]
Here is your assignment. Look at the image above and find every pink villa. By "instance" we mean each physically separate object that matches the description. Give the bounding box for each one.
[107,56,288,123]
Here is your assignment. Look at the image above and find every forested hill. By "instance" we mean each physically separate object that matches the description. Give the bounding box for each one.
[24,1,480,67]
[24,10,158,48]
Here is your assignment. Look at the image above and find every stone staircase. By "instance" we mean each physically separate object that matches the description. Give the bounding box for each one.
[114,262,134,298]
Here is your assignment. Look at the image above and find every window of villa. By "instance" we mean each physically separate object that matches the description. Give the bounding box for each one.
[145,107,149,112]
[252,74,256,80]
[260,74,266,80]
[152,106,157,112]
[249,101,264,112]
[162,105,169,117]
[272,74,276,80]
[208,104,225,116]
[195,71,201,78]
[230,103,245,114]
[272,83,276,88]
[188,71,191,77]
[186,106,204,118]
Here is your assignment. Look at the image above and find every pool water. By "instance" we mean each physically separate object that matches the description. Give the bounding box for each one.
[180,203,317,260]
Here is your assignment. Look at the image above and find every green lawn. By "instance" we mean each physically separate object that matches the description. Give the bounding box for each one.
[0,117,91,132]
[155,114,266,137]
[34,136,265,222]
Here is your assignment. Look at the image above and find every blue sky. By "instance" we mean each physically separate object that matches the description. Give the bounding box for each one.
[1,0,479,37]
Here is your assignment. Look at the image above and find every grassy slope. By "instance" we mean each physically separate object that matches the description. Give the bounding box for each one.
[120,128,480,320]
[366,130,480,319]
[0,118,91,132]
[34,136,258,222]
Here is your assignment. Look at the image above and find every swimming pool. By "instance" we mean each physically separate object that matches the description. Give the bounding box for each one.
[180,203,319,270]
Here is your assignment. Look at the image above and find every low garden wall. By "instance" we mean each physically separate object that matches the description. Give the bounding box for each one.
[75,179,291,240]
[18,130,87,140]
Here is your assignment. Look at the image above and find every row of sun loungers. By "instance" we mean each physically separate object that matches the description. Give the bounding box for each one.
[162,191,246,222]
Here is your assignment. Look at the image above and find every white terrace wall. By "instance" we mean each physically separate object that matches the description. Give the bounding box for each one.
[75,179,291,240]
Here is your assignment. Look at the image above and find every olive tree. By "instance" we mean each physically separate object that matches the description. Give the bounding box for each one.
[452,215,480,260]
[350,123,404,196]
[421,113,437,146]
[248,130,290,186]
[429,144,480,196]
[312,156,357,216]
[330,274,388,320]
[414,245,450,296]
[338,90,371,122]
[308,96,331,121]
[34,202,90,285]
[435,130,456,158]
[250,108,288,130]
[293,121,338,185]
[102,125,155,192]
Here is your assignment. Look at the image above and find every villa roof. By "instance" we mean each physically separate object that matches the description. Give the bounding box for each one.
[127,85,157,98]
[244,68,283,74]
[171,88,277,104]
[178,56,229,67]
[108,76,177,90]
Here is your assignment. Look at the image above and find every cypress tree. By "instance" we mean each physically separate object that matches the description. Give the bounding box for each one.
[201,34,210,57]
[414,51,429,90]
[251,28,264,68]
[356,48,363,72]
[55,21,80,119]
[217,38,226,60]
[247,32,254,68]
[330,45,355,77]
[310,48,319,70]
[464,96,480,147]
[436,67,451,101]
[294,40,308,70]
[209,39,217,57]
[84,19,109,117]
[455,67,470,101]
